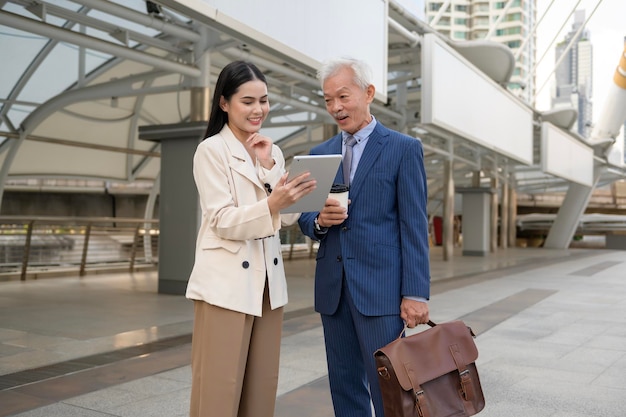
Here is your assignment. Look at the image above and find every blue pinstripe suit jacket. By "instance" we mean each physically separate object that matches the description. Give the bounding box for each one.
[299,122,431,316]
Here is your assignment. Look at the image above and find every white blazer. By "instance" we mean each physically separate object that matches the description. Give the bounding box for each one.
[185,125,298,316]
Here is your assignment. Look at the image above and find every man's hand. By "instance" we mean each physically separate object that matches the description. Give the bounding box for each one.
[317,198,348,227]
[400,298,429,328]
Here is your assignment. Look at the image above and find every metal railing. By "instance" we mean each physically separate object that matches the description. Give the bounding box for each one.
[0,216,159,280]
[0,216,316,281]
[517,213,626,234]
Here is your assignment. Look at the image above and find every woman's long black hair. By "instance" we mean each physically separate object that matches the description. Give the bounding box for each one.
[204,61,267,139]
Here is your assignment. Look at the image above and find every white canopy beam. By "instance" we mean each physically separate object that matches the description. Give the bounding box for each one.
[0,11,201,78]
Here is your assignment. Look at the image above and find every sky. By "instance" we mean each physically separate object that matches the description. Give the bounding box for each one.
[534,0,626,125]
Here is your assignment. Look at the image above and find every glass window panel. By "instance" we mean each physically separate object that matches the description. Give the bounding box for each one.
[18,44,112,103]
[0,27,48,99]
[7,106,33,128]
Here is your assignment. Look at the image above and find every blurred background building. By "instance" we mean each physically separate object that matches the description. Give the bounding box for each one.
[425,0,537,103]
[552,10,594,138]
[0,0,625,281]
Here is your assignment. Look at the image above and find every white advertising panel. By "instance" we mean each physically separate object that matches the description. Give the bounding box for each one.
[421,34,533,165]
[541,122,594,186]
[166,0,388,99]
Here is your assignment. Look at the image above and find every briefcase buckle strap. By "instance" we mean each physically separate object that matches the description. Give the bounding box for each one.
[414,389,430,417]
[459,369,474,401]
[450,343,476,401]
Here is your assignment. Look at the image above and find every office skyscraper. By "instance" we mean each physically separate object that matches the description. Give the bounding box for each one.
[552,10,593,138]
[424,0,537,104]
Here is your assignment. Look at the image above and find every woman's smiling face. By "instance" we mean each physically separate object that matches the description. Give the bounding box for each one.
[221,79,269,141]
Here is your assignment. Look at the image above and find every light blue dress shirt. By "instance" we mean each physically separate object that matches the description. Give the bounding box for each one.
[341,116,377,184]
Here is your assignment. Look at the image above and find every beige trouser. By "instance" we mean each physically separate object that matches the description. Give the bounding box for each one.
[189,284,283,417]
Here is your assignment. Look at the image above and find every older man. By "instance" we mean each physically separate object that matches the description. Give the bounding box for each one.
[299,57,431,416]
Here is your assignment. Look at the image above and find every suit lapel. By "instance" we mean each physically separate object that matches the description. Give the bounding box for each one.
[348,125,387,198]
[220,126,264,191]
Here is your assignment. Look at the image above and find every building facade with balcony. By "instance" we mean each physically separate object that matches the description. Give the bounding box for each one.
[425,0,536,104]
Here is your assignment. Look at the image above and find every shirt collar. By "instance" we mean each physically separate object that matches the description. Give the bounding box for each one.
[342,116,377,144]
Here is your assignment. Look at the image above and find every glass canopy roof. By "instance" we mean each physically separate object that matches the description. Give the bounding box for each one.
[1,0,624,211]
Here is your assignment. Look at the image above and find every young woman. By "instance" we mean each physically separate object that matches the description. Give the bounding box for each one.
[186,61,316,417]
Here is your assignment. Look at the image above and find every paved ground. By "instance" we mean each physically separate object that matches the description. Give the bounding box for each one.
[1,246,625,416]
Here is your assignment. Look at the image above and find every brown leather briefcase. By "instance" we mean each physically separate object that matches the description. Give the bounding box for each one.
[374,320,485,417]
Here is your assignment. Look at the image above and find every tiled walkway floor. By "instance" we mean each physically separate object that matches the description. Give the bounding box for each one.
[1,246,625,416]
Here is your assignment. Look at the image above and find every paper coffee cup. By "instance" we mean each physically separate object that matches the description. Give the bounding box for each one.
[328,183,349,209]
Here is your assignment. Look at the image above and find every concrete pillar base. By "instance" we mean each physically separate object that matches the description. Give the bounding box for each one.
[139,122,205,295]
[457,187,495,258]
[606,234,626,250]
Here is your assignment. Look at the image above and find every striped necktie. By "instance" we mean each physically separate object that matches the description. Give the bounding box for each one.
[343,135,357,185]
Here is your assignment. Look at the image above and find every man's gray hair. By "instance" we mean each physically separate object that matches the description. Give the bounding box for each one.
[317,57,372,90]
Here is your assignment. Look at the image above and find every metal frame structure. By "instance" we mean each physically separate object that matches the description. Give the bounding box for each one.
[1,0,625,250]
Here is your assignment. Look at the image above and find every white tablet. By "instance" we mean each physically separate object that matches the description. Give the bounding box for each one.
[280,154,342,213]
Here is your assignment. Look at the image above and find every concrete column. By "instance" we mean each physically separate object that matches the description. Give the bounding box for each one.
[472,171,481,187]
[137,46,212,294]
[189,87,210,122]
[139,122,206,294]
[191,27,211,123]
[543,169,601,249]
[606,234,626,249]
[508,187,517,247]
[500,180,509,249]
[458,187,494,256]
[490,177,498,253]
[442,160,455,261]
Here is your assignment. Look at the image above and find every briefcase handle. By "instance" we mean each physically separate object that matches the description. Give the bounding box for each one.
[400,320,476,338]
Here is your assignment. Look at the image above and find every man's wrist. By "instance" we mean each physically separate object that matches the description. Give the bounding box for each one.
[314,215,328,233]
[404,296,428,303]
